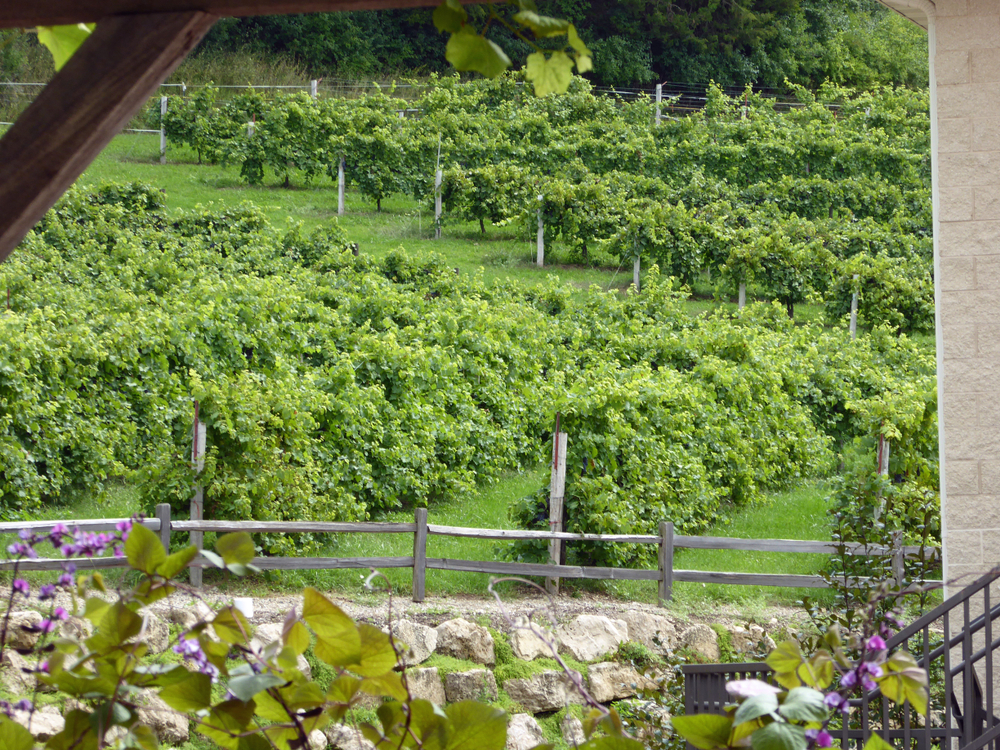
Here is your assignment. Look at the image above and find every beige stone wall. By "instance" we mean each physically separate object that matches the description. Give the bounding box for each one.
[934,0,1000,592]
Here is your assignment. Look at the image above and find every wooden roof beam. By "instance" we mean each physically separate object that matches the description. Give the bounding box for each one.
[0,12,216,260]
[3,1,440,28]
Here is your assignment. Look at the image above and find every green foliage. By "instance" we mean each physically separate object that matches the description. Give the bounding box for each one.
[160,78,931,333]
[190,0,926,90]
[0,526,650,750]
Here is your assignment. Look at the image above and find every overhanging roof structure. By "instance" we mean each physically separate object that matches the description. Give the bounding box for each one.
[877,0,934,29]
[0,1,435,28]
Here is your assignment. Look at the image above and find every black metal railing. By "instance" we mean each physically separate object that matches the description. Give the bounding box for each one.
[683,569,1000,750]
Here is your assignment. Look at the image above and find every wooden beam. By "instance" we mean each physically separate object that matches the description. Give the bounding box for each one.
[4,1,443,28]
[0,12,216,261]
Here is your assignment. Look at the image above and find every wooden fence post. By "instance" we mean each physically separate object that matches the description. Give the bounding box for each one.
[633,255,641,291]
[658,521,674,605]
[655,83,662,126]
[337,156,346,216]
[738,282,746,310]
[155,503,171,553]
[159,96,167,165]
[190,401,206,588]
[891,530,904,589]
[310,79,318,99]
[545,426,568,595]
[413,507,428,602]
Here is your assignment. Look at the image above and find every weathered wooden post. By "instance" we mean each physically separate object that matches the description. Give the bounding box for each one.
[545,417,567,595]
[310,79,318,99]
[658,521,674,605]
[633,255,641,291]
[413,507,428,602]
[655,83,662,126]
[890,530,905,589]
[190,401,206,588]
[738,282,746,309]
[159,96,167,165]
[155,503,171,553]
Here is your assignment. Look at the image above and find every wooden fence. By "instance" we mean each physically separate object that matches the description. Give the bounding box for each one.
[0,505,937,604]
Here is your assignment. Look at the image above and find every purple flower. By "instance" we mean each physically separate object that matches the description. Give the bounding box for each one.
[38,661,49,673]
[37,619,57,634]
[825,692,849,713]
[859,662,883,679]
[48,523,69,543]
[840,670,858,689]
[113,545,124,559]
[17,529,33,541]
[805,730,833,748]
[12,579,29,596]
[38,584,56,600]
[172,637,219,681]
[57,572,73,587]
[7,542,37,559]
[52,607,68,621]
[866,635,887,652]
[14,699,32,712]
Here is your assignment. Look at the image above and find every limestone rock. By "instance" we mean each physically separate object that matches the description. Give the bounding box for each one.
[557,616,628,662]
[445,669,498,703]
[2,649,34,694]
[309,728,329,750]
[622,611,677,655]
[436,619,495,665]
[326,724,376,750]
[506,714,545,750]
[157,600,214,631]
[681,624,719,661]
[407,667,446,704]
[136,690,190,745]
[6,611,42,650]
[504,670,573,713]
[562,714,586,746]
[12,709,64,740]
[59,616,92,641]
[509,617,558,661]
[730,625,751,653]
[587,662,656,703]
[139,610,170,655]
[389,620,437,666]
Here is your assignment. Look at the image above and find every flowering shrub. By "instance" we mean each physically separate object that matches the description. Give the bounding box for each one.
[0,521,644,750]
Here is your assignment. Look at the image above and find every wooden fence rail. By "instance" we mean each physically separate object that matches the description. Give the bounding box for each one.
[0,505,938,605]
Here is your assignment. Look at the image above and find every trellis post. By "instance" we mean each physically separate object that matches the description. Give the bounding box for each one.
[545,418,567,595]
[189,401,206,588]
[159,96,167,165]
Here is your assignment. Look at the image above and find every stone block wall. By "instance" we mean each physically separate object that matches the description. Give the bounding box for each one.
[932,0,1000,592]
